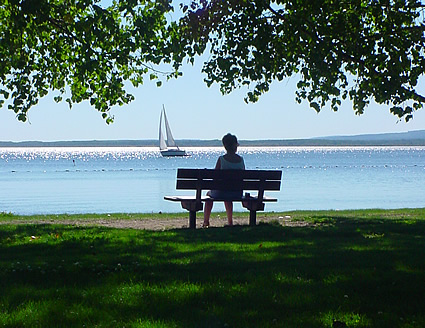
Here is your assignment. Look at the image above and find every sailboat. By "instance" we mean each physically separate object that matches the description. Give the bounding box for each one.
[159,105,187,157]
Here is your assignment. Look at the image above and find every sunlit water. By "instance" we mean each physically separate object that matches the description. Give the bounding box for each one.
[1,146,424,215]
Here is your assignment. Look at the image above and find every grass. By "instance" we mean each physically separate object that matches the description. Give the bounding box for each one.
[0,211,185,222]
[1,208,425,327]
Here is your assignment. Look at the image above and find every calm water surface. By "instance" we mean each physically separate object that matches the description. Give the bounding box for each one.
[1,146,424,215]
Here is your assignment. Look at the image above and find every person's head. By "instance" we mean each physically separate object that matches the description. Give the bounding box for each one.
[222,133,239,152]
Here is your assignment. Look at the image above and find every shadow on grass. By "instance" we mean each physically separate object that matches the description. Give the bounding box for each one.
[1,216,425,327]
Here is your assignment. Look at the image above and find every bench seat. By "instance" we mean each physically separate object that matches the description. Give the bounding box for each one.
[164,195,278,202]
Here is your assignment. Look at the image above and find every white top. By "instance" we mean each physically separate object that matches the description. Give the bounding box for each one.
[219,156,245,170]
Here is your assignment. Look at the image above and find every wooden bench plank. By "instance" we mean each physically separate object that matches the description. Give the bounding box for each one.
[177,168,282,180]
[164,195,278,202]
[176,180,281,191]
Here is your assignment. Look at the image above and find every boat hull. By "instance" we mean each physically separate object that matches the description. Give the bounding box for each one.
[160,149,188,157]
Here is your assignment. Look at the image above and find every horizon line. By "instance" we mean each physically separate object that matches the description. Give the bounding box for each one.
[1,128,425,144]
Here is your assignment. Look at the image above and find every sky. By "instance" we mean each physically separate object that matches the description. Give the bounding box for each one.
[2,51,425,143]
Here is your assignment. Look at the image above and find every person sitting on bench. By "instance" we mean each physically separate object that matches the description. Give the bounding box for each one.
[203,133,245,228]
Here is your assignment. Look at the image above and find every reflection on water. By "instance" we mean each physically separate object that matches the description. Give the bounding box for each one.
[1,146,424,214]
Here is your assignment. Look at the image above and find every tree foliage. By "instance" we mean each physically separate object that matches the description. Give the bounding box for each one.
[1,0,425,122]
[178,0,425,121]
[0,0,178,123]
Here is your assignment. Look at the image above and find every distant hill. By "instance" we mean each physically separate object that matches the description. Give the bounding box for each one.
[1,130,425,147]
[316,130,425,142]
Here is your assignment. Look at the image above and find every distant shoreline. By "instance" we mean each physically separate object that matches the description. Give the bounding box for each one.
[1,130,425,147]
[1,139,425,147]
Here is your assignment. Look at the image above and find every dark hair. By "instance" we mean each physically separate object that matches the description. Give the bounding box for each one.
[222,133,238,151]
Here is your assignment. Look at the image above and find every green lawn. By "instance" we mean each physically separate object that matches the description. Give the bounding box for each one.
[1,209,425,327]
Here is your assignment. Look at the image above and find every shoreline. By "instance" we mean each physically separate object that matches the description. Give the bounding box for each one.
[1,140,425,147]
[2,129,425,147]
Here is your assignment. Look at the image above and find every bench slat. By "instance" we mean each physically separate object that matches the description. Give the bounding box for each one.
[176,179,281,191]
[164,195,278,202]
[177,168,282,180]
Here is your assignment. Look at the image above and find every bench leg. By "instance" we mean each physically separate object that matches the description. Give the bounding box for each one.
[189,211,196,229]
[249,210,257,226]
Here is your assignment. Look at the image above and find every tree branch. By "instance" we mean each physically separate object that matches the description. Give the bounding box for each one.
[46,17,86,46]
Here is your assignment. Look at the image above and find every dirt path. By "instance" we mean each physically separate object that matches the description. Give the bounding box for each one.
[0,215,311,231]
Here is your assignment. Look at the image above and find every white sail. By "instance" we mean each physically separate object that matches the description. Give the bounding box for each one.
[158,105,187,157]
[159,109,167,150]
[163,105,177,148]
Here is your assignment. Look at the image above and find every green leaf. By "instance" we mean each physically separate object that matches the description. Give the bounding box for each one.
[310,102,321,113]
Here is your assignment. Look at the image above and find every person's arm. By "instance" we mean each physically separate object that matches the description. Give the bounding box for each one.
[214,156,221,169]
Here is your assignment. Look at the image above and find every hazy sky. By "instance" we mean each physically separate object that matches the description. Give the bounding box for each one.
[2,56,425,142]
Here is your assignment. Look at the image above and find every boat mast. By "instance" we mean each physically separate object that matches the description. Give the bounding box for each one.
[159,107,167,150]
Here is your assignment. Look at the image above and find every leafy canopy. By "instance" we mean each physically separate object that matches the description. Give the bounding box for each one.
[1,0,425,122]
[0,0,179,123]
[178,0,425,121]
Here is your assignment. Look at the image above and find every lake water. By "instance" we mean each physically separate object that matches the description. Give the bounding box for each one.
[1,146,424,215]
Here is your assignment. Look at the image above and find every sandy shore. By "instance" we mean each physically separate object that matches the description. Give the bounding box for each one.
[0,215,311,231]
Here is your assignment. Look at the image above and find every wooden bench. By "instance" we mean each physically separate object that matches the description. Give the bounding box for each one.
[164,168,282,229]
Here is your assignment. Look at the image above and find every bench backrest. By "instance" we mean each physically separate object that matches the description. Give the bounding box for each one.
[176,168,282,202]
